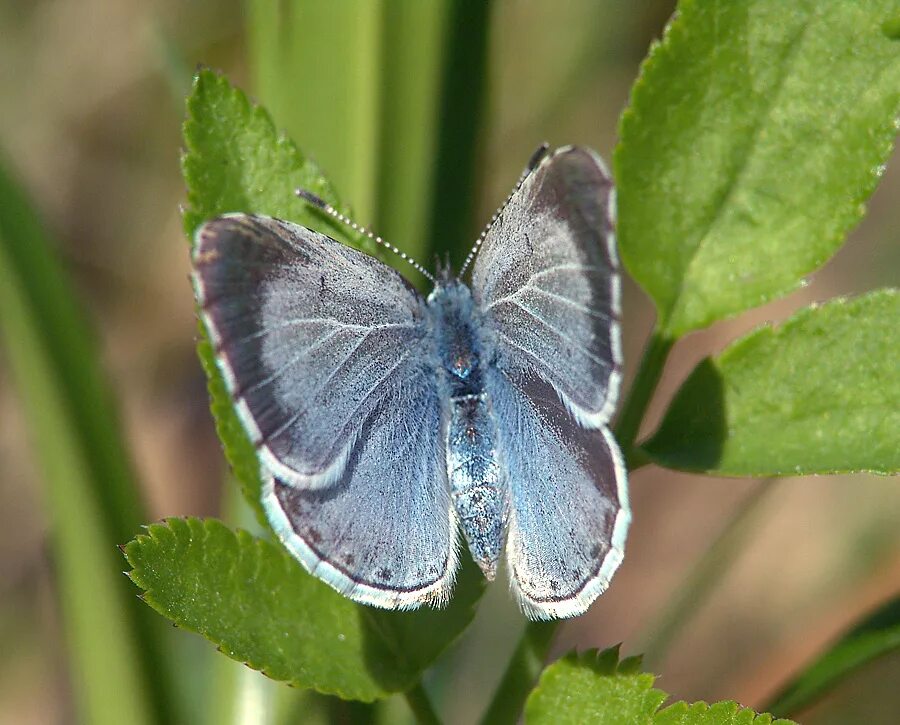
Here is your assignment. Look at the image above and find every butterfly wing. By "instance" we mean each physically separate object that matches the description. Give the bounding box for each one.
[192,214,456,608]
[473,146,621,425]
[472,147,629,618]
[488,369,627,619]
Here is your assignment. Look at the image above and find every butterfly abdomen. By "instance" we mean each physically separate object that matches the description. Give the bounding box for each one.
[428,280,508,580]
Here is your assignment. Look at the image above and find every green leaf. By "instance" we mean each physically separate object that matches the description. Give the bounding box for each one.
[643,289,900,475]
[124,518,483,703]
[182,68,368,250]
[0,156,179,724]
[765,594,900,717]
[653,701,792,725]
[616,0,900,337]
[525,647,665,724]
[182,68,372,523]
[524,647,795,724]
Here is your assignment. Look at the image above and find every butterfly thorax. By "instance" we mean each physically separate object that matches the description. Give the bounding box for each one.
[428,280,507,580]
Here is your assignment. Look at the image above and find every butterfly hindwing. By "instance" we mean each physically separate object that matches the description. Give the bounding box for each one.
[489,369,628,619]
[192,214,456,608]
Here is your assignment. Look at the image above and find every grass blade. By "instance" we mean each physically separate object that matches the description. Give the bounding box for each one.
[0,157,179,723]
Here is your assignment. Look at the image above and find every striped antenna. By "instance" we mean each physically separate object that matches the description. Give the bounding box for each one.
[458,142,551,278]
[296,189,435,284]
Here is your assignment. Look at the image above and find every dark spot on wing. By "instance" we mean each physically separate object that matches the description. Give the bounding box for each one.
[307,528,323,544]
[522,232,534,255]
[376,567,393,581]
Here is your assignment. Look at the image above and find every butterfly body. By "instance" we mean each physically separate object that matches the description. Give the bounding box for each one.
[429,279,506,579]
[192,146,629,620]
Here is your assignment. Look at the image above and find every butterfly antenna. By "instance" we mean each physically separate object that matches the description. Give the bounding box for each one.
[296,189,436,284]
[458,142,551,278]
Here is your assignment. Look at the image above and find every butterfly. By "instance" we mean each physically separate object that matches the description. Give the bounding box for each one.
[191,144,629,620]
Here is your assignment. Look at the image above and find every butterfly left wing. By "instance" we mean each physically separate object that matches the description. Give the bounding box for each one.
[192,214,457,608]
[472,146,629,619]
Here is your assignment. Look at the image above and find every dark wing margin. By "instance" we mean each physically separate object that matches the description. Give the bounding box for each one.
[472,146,621,427]
[192,214,457,608]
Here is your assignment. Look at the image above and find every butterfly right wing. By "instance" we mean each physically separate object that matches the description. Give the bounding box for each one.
[192,214,457,608]
[471,147,628,619]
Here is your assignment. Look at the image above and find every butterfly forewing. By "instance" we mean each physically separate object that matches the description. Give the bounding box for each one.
[192,214,457,607]
[472,146,629,619]
[472,146,621,425]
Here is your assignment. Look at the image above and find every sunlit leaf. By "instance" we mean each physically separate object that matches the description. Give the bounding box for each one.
[643,290,900,475]
[125,518,483,702]
[525,647,796,724]
[616,0,900,336]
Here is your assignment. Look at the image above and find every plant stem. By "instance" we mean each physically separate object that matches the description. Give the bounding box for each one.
[614,329,675,456]
[479,622,558,725]
[426,0,493,264]
[478,329,675,723]
[0,158,177,723]
[637,478,780,665]
[405,682,442,725]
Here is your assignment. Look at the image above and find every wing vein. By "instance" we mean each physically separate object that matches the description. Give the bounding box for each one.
[494,298,612,371]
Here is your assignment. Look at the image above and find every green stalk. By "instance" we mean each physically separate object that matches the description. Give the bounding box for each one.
[376,0,451,290]
[0,159,178,723]
[405,682,442,725]
[479,622,558,725]
[637,478,781,665]
[246,0,382,222]
[613,330,675,456]
[426,0,494,263]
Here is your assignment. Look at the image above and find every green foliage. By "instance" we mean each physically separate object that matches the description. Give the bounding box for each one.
[524,647,796,724]
[246,0,382,223]
[124,518,483,703]
[643,290,900,475]
[766,594,900,717]
[182,68,367,250]
[0,159,178,724]
[133,0,900,721]
[616,0,900,337]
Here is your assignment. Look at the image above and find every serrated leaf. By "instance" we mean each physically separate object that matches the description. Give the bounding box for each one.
[182,68,369,249]
[181,68,375,523]
[124,518,483,702]
[643,289,900,476]
[765,594,900,717]
[616,0,900,337]
[525,648,666,724]
[524,647,795,724]
[654,700,791,725]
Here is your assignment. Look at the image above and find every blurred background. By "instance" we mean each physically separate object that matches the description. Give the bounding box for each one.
[1,1,899,723]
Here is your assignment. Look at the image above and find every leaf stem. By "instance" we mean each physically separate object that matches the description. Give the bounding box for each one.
[404,682,442,725]
[637,477,780,665]
[614,329,675,456]
[479,622,558,725]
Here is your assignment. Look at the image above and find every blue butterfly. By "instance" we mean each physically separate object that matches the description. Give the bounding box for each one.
[191,145,629,619]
